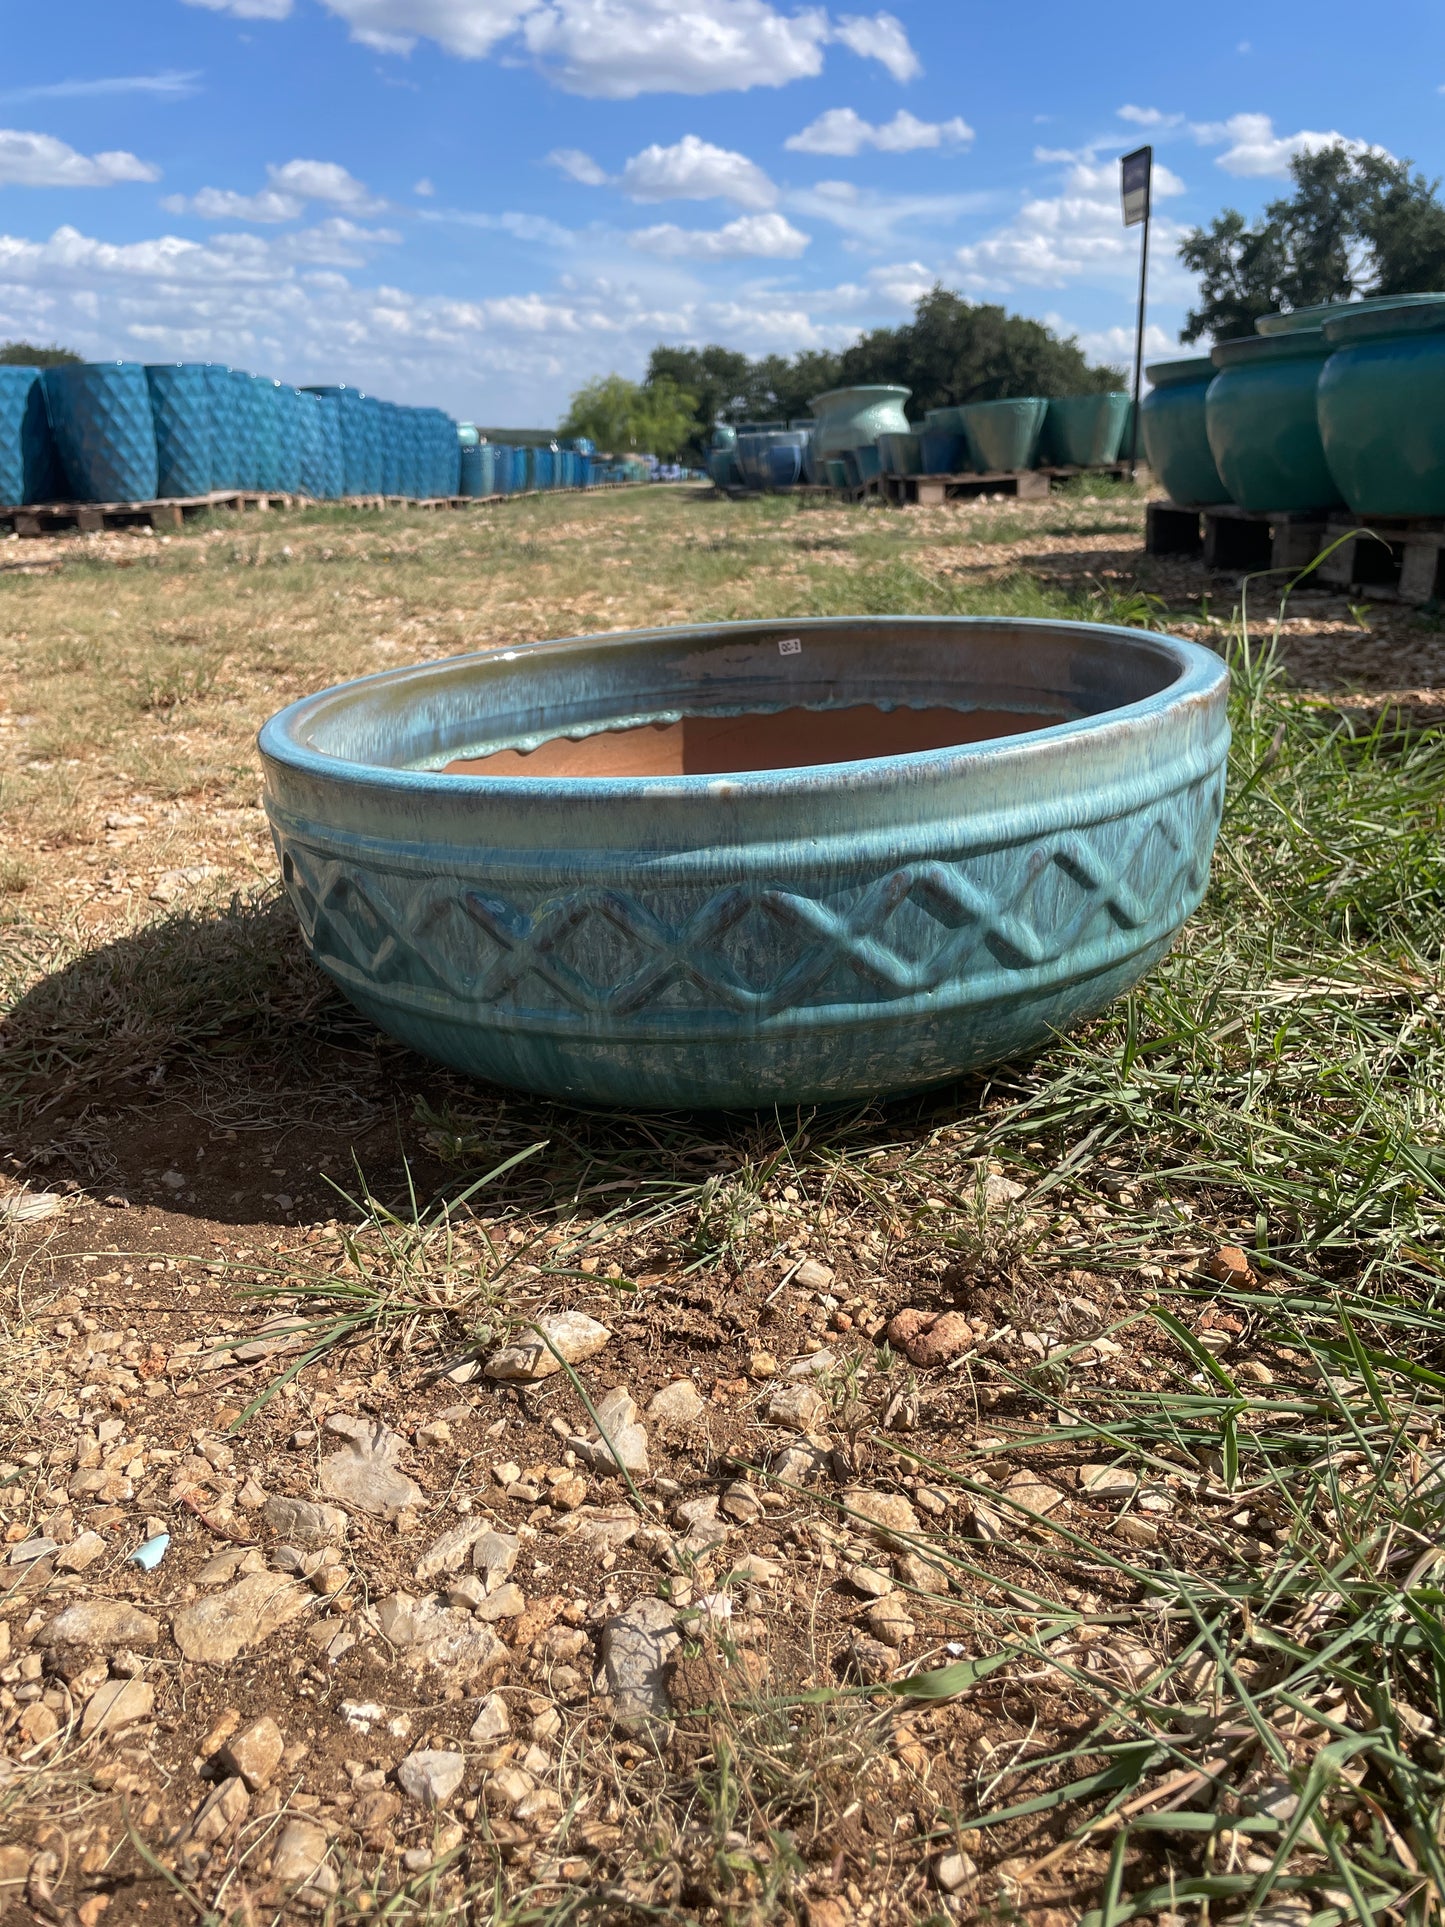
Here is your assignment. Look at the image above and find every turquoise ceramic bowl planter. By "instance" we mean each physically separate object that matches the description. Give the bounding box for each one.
[1317,297,1445,517]
[1205,331,1342,513]
[808,386,911,460]
[1141,358,1230,507]
[259,616,1229,1111]
[962,397,1048,473]
[1044,393,1131,468]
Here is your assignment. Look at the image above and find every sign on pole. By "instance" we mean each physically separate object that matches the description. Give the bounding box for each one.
[1121,145,1152,227]
[1121,144,1153,475]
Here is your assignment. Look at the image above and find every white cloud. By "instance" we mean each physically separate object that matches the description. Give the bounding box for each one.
[522,0,830,98]
[162,185,303,222]
[1055,315,1176,370]
[0,130,158,188]
[787,179,990,248]
[954,160,1185,292]
[316,0,530,55]
[181,0,294,16]
[1,71,202,104]
[267,158,385,211]
[547,147,611,186]
[785,106,971,156]
[630,211,809,257]
[1192,112,1379,178]
[620,135,777,209]
[414,177,436,196]
[1116,104,1183,129]
[830,11,919,82]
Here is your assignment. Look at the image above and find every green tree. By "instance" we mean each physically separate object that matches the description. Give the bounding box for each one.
[560,373,696,459]
[0,340,81,367]
[839,286,1121,414]
[1178,145,1445,342]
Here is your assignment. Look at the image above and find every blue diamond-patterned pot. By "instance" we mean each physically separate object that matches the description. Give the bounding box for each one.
[259,617,1230,1110]
[458,444,482,496]
[228,369,261,488]
[379,402,402,495]
[206,365,243,491]
[358,396,385,494]
[249,376,284,490]
[42,362,158,503]
[274,383,303,493]
[145,363,213,498]
[297,389,340,499]
[302,385,367,494]
[0,366,65,506]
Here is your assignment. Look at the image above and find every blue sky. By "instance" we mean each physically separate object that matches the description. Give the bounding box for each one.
[1,0,1441,424]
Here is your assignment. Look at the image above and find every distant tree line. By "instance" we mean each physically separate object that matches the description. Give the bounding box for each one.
[0,340,81,367]
[1179,146,1445,341]
[634,287,1123,463]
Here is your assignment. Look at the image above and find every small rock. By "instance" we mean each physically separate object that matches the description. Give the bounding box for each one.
[396,1748,465,1809]
[555,1506,638,1553]
[171,1572,311,1665]
[1113,1515,1160,1548]
[0,1188,65,1223]
[1002,1472,1066,1523]
[907,1312,975,1369]
[36,1601,159,1653]
[748,1351,778,1379]
[1236,1359,1274,1385]
[469,1692,511,1744]
[415,1516,492,1583]
[843,1488,920,1548]
[1080,1465,1138,1500]
[766,1384,825,1432]
[262,1497,349,1547]
[55,1532,107,1573]
[219,1716,285,1790]
[896,1550,951,1596]
[865,1597,915,1649]
[786,1348,837,1378]
[1206,1244,1253,1285]
[848,1634,896,1684]
[485,1311,611,1383]
[599,1597,680,1734]
[935,1850,976,1892]
[80,1677,154,1738]
[772,1441,830,1487]
[472,1582,526,1623]
[550,1472,588,1510]
[572,1385,650,1477]
[190,1776,249,1847]
[472,1529,520,1584]
[646,1380,705,1426]
[719,1480,761,1523]
[416,1419,452,1448]
[445,1573,487,1612]
[843,1563,893,1599]
[270,1817,331,1889]
[8,1537,57,1565]
[318,1417,422,1519]
[981,1173,1025,1210]
[374,1593,508,1683]
[18,1704,59,1746]
[792,1258,835,1293]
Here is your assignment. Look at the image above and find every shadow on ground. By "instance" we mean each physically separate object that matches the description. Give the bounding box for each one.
[1,889,988,1230]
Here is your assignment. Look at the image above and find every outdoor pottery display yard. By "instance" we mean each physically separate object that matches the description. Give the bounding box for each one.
[2,483,1444,1926]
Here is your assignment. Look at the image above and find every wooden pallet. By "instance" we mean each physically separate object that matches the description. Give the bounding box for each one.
[1145,501,1330,573]
[1147,501,1445,603]
[883,468,1051,506]
[1316,517,1445,603]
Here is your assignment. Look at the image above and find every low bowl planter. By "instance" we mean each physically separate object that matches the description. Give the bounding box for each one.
[258,617,1230,1110]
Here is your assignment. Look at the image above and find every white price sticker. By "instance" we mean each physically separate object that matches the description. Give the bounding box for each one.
[777,637,802,657]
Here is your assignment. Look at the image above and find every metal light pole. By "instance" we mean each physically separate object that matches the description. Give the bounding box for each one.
[1121,144,1152,479]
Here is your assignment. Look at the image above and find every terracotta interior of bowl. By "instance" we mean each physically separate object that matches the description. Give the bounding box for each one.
[289,620,1186,781]
[443,703,1058,778]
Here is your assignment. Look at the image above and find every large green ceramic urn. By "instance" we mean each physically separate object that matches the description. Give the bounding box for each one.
[1205,330,1342,513]
[1140,358,1230,507]
[1317,295,1445,516]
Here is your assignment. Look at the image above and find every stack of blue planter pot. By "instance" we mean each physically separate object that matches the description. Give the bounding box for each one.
[0,366,66,507]
[145,364,213,498]
[42,362,159,503]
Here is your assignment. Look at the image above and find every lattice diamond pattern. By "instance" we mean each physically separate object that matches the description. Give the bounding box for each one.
[278,767,1224,1023]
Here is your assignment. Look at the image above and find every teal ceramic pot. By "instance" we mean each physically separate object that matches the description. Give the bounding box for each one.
[962,397,1048,473]
[1044,393,1131,467]
[258,615,1229,1111]
[919,426,965,474]
[1256,293,1445,336]
[877,432,921,476]
[851,444,882,482]
[808,385,911,460]
[42,362,158,503]
[1317,297,1445,516]
[708,448,741,488]
[1141,359,1230,507]
[825,458,849,488]
[0,366,65,506]
[1205,332,1341,513]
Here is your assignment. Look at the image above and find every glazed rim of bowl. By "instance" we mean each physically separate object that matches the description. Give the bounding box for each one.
[1257,292,1445,336]
[258,615,1227,801]
[1320,295,1445,346]
[1210,328,1330,368]
[1145,356,1217,387]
